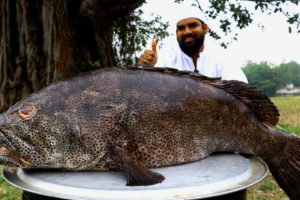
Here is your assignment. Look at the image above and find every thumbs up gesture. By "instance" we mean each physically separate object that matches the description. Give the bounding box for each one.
[138,39,158,66]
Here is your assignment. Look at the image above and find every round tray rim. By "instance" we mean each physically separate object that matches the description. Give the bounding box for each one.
[3,154,269,200]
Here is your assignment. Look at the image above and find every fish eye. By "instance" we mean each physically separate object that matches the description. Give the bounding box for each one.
[18,103,37,120]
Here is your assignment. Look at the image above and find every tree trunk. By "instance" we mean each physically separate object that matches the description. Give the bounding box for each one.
[0,0,144,112]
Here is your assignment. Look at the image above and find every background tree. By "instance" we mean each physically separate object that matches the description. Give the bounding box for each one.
[0,0,144,112]
[113,9,169,65]
[243,62,277,96]
[243,61,300,96]
[273,61,300,88]
[1,0,299,112]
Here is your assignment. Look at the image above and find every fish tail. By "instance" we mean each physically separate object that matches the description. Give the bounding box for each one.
[265,129,300,200]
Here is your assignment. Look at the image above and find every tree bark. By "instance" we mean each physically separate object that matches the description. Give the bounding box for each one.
[0,0,144,112]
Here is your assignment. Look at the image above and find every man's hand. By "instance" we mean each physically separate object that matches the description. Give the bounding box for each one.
[138,39,157,66]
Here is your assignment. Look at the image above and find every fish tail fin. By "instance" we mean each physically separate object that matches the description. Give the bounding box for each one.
[265,129,300,200]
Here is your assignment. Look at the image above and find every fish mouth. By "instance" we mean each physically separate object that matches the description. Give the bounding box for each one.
[0,130,32,167]
[0,129,16,150]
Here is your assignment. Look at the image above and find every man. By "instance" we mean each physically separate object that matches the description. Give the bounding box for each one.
[138,16,248,83]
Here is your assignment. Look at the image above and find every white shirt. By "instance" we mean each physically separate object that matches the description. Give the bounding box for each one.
[155,45,248,83]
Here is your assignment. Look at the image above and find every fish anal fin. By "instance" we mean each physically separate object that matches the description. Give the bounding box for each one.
[114,146,165,186]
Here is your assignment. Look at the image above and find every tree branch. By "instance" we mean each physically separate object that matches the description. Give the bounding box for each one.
[80,0,145,19]
[100,0,145,19]
[242,0,297,2]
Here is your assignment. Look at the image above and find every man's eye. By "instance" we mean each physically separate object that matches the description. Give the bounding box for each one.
[18,103,37,120]
[177,26,185,31]
[189,23,198,28]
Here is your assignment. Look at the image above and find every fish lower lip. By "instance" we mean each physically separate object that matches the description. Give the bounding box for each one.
[0,130,16,151]
[0,146,10,156]
[12,155,32,166]
[0,130,32,167]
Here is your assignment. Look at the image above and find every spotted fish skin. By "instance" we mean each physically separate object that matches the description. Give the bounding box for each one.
[0,67,299,199]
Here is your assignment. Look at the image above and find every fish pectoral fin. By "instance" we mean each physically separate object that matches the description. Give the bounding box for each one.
[114,146,165,186]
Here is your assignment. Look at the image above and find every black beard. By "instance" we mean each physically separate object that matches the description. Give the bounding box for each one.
[178,35,205,57]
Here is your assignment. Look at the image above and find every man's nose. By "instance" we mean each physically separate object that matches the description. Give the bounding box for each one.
[183,27,192,34]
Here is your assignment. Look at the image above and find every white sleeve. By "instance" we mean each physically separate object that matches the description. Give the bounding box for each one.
[214,52,248,83]
[154,48,169,68]
[198,50,247,83]
[220,65,248,83]
[154,48,178,69]
[215,55,248,83]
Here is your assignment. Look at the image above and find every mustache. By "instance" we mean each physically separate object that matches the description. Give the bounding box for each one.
[182,34,197,41]
[178,35,205,57]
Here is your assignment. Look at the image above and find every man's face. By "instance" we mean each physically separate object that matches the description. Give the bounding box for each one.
[176,18,208,57]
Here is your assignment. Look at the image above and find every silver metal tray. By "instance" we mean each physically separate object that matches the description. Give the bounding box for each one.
[3,154,268,200]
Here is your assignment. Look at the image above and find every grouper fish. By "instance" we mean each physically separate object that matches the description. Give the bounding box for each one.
[0,66,299,199]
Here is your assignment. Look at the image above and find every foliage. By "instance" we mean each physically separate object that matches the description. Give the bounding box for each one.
[259,182,275,192]
[88,60,101,69]
[113,8,170,65]
[0,166,21,200]
[243,61,300,96]
[243,62,277,96]
[174,0,300,48]
[273,61,300,87]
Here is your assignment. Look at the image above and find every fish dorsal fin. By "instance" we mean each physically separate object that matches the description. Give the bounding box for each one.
[190,72,280,126]
[123,66,279,126]
[126,66,221,81]
[209,80,279,126]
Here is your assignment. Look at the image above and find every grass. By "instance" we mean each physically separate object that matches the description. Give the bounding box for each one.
[272,96,300,136]
[0,166,21,200]
[0,96,299,199]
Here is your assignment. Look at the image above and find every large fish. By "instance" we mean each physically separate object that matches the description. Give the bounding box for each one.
[0,66,299,199]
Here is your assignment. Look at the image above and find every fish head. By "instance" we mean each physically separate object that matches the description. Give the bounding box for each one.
[0,93,76,168]
[0,101,42,167]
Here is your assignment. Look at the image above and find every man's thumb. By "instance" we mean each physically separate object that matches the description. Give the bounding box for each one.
[152,39,157,54]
